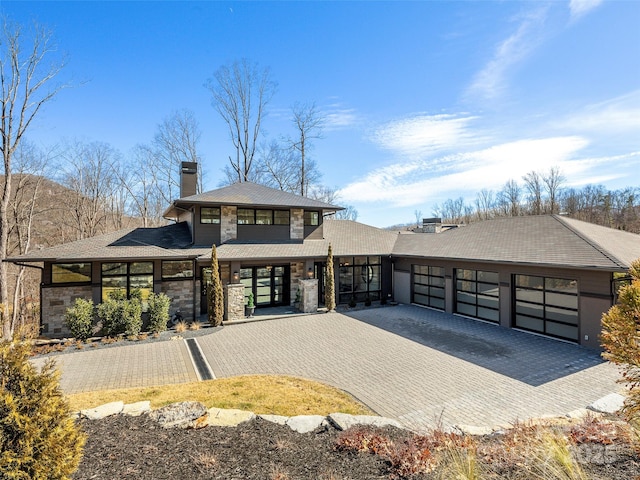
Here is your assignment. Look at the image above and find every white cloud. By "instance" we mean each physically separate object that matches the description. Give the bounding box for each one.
[466,7,549,102]
[323,107,358,129]
[339,136,590,206]
[554,90,640,133]
[371,114,480,158]
[569,0,604,21]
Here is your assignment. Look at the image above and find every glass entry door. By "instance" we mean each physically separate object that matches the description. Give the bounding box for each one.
[240,265,289,307]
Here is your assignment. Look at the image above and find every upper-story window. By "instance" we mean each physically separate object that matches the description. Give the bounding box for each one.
[200,207,221,224]
[238,209,290,225]
[304,211,319,226]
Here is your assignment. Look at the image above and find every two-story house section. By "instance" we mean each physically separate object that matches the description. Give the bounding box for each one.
[13,162,396,336]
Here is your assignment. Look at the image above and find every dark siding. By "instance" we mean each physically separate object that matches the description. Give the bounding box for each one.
[237,225,290,241]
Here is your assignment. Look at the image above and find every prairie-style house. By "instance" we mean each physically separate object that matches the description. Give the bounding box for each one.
[7,162,640,349]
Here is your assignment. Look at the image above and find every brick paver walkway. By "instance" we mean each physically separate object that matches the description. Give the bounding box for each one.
[39,305,620,431]
[31,339,198,393]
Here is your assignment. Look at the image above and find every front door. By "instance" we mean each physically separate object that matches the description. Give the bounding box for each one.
[240,265,290,307]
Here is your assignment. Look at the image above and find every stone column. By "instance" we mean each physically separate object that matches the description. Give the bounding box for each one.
[290,208,304,240]
[298,279,318,313]
[221,205,238,243]
[224,283,245,322]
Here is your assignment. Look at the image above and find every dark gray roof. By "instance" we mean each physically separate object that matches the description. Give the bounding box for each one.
[6,223,195,262]
[8,214,640,272]
[169,182,343,213]
[392,215,640,271]
[193,219,399,261]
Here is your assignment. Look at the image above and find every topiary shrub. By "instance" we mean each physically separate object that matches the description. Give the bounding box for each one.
[64,298,94,341]
[0,340,85,479]
[147,292,171,333]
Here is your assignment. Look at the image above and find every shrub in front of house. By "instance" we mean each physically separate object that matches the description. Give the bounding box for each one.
[147,292,171,333]
[64,298,94,341]
[97,292,143,337]
[0,340,85,479]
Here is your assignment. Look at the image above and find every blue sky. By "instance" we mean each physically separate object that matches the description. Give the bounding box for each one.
[2,0,639,227]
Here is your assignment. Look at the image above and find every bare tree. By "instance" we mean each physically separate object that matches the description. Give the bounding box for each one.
[0,19,66,339]
[290,102,323,196]
[523,171,544,215]
[333,205,359,221]
[206,59,276,182]
[475,189,494,220]
[253,141,299,191]
[498,179,522,217]
[542,167,565,214]
[414,209,422,227]
[150,109,203,203]
[118,145,166,227]
[8,142,46,329]
[59,141,120,240]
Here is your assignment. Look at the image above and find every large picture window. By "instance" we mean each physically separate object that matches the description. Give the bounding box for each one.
[514,274,578,341]
[52,263,91,284]
[200,207,220,224]
[338,256,381,303]
[455,269,499,323]
[412,265,445,310]
[101,262,153,306]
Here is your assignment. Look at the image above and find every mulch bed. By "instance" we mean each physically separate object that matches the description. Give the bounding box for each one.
[73,415,640,480]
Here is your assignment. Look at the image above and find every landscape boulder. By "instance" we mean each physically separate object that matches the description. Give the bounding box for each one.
[80,401,124,420]
[206,407,256,427]
[328,413,403,431]
[286,415,328,433]
[148,401,208,428]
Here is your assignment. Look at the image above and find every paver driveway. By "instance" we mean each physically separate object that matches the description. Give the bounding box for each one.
[39,305,621,431]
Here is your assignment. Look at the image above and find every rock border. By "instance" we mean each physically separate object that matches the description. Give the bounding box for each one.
[74,392,625,435]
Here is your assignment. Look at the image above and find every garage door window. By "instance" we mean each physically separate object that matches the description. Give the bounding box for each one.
[514,275,578,342]
[412,265,445,310]
[455,269,499,322]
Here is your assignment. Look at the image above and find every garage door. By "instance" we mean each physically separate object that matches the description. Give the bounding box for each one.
[513,275,578,342]
[455,269,499,323]
[412,265,445,310]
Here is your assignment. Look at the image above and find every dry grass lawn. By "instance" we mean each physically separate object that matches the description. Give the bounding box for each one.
[66,374,374,416]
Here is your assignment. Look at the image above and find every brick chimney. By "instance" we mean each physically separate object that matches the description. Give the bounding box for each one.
[180,162,198,198]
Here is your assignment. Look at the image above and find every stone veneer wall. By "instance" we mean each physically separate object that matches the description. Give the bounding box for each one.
[298,279,318,313]
[221,205,237,243]
[290,208,304,240]
[159,280,194,320]
[290,261,305,306]
[225,284,245,322]
[41,284,93,337]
